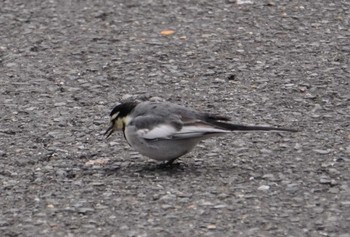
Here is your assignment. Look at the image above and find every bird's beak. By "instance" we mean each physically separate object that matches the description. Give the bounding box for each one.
[104,123,115,139]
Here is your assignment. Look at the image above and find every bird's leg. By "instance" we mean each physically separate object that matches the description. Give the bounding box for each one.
[156,158,179,169]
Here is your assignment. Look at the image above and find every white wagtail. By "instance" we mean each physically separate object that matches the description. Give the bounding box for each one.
[105,100,297,165]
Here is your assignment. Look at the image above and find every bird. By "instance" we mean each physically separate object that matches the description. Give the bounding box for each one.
[105,100,297,165]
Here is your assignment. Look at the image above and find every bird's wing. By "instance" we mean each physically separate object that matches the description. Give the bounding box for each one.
[130,102,297,139]
[129,115,182,140]
[130,114,228,140]
[171,120,229,139]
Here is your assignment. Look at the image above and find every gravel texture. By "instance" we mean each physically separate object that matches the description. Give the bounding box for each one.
[1,0,349,236]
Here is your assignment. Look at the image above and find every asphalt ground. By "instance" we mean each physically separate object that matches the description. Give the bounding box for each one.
[1,0,349,236]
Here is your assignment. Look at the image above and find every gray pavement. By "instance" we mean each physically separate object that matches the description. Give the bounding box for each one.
[1,0,349,236]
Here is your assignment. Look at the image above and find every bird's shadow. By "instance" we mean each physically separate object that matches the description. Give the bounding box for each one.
[100,159,211,177]
[127,161,195,174]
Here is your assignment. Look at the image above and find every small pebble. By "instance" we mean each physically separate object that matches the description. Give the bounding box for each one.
[313,149,332,154]
[258,185,270,191]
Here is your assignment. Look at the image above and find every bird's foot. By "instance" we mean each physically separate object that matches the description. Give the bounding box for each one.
[156,158,180,169]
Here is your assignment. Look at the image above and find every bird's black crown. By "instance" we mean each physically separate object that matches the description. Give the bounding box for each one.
[110,101,138,119]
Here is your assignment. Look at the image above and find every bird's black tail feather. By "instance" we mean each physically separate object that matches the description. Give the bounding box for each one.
[212,121,298,132]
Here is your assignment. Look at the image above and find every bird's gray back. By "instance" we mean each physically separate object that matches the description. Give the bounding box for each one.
[131,101,199,121]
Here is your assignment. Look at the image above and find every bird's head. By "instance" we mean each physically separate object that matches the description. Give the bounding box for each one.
[105,101,138,138]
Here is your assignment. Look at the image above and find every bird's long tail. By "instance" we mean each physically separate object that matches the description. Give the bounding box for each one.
[212,121,298,132]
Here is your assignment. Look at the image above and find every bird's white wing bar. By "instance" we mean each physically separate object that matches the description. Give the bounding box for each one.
[172,125,229,139]
[137,124,179,140]
[137,122,231,140]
